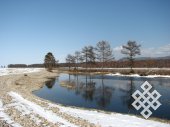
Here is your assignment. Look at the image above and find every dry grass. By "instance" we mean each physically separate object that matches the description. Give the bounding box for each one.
[59,67,170,75]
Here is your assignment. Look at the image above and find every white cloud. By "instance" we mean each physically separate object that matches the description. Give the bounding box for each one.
[113,46,123,51]
[141,44,170,57]
[113,44,170,60]
[113,46,124,59]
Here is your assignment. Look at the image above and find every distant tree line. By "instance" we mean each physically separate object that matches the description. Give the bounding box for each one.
[8,64,44,68]
[60,59,170,68]
[8,59,170,68]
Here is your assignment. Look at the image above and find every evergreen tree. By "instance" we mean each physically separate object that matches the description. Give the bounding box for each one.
[44,52,56,71]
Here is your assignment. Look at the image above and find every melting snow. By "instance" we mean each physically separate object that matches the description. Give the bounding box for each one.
[0,68,42,76]
[8,92,78,127]
[106,73,170,78]
[2,91,170,127]
[0,99,22,127]
[56,105,170,127]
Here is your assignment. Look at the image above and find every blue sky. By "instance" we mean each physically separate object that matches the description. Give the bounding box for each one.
[0,0,170,65]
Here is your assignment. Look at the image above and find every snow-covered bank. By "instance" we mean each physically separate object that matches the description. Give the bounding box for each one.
[68,67,170,70]
[54,105,170,127]
[106,73,170,78]
[0,99,22,127]
[8,92,77,127]
[0,68,43,76]
[1,91,170,127]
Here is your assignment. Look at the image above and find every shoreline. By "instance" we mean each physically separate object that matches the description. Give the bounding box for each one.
[60,70,170,79]
[59,67,170,76]
[0,69,97,127]
[0,69,170,127]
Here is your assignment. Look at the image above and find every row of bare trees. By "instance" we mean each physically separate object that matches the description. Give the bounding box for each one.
[65,40,141,72]
[66,41,114,72]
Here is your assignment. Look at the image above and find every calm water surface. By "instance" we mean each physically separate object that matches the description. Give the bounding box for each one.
[33,73,170,120]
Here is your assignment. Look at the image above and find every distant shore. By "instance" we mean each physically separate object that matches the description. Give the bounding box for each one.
[59,67,170,76]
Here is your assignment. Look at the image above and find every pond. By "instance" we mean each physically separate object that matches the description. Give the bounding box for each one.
[33,73,170,120]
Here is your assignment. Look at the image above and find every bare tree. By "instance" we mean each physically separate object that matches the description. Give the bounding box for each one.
[82,46,89,69]
[88,46,96,64]
[121,40,141,73]
[82,46,96,71]
[44,52,57,72]
[96,41,114,71]
[65,54,75,71]
[74,51,81,70]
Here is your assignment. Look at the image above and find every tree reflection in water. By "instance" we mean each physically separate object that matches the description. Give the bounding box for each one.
[81,74,96,101]
[45,78,56,89]
[95,75,114,108]
[59,74,115,107]
[120,77,135,111]
[69,74,96,101]
[75,74,81,95]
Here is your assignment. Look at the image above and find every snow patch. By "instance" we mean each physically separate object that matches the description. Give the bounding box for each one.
[8,92,78,127]
[0,99,22,127]
[55,105,170,127]
[2,91,170,127]
[106,73,170,78]
[0,68,43,76]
